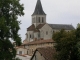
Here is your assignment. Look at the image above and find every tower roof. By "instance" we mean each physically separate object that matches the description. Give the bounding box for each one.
[32,0,46,16]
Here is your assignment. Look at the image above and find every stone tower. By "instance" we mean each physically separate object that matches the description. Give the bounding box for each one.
[32,0,46,27]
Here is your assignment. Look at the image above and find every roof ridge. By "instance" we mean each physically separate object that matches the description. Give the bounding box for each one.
[49,23,72,25]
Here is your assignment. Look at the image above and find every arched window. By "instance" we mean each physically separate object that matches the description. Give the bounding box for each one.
[30,34,31,38]
[38,33,40,38]
[42,17,44,23]
[34,19,35,23]
[46,31,48,35]
[39,17,40,23]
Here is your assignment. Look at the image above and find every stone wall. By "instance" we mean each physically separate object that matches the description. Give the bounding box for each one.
[25,42,54,55]
[40,24,53,40]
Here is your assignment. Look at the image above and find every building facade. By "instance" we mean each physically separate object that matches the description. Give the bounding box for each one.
[25,0,74,42]
[17,0,75,58]
[30,47,56,60]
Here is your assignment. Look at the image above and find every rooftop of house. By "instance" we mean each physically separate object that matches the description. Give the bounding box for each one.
[27,23,75,31]
[30,47,56,60]
[27,24,45,31]
[23,39,54,45]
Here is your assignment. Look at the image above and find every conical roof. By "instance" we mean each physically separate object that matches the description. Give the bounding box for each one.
[32,0,46,16]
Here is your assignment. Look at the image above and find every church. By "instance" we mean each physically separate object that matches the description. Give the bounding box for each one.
[24,0,74,42]
[16,0,75,58]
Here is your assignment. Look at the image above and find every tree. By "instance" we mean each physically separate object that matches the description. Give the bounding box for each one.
[76,23,80,60]
[52,28,80,60]
[0,0,24,60]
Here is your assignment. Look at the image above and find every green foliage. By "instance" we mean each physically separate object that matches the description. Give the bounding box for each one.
[52,28,80,60]
[77,23,80,28]
[0,0,24,60]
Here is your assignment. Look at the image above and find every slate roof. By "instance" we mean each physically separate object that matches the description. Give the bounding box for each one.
[49,24,75,30]
[32,0,46,15]
[30,47,56,60]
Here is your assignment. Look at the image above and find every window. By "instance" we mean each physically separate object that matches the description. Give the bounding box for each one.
[38,17,40,22]
[34,19,35,23]
[19,51,22,55]
[38,33,40,38]
[41,54,42,56]
[30,34,31,38]
[32,18,35,23]
[46,31,48,35]
[42,17,44,23]
[53,31,54,33]
[27,51,28,55]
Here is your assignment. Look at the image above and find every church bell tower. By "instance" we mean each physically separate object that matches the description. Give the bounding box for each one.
[32,0,46,27]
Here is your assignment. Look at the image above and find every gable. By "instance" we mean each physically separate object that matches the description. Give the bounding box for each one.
[31,47,56,60]
[27,24,45,32]
[36,23,45,29]
[40,23,53,30]
[27,24,35,31]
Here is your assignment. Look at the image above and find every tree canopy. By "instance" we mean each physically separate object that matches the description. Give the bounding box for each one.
[0,0,24,60]
[52,24,80,60]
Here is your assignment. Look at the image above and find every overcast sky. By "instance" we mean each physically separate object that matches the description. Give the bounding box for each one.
[18,0,80,41]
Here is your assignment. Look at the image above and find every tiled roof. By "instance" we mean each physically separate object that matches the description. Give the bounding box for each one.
[27,24,35,31]
[49,24,75,30]
[36,23,45,29]
[27,24,45,31]
[32,0,46,16]
[27,23,74,31]
[31,47,56,60]
[25,39,54,45]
